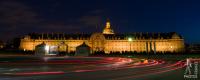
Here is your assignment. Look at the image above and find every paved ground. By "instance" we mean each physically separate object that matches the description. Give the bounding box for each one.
[0,56,198,80]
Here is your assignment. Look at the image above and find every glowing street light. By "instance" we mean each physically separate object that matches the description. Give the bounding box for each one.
[45,45,49,55]
[128,37,133,52]
[128,37,133,42]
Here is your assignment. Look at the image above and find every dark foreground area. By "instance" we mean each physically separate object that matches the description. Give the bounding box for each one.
[0,52,199,80]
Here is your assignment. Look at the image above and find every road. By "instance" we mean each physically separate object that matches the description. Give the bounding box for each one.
[0,56,191,80]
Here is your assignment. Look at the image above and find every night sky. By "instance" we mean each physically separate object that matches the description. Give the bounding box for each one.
[0,0,200,43]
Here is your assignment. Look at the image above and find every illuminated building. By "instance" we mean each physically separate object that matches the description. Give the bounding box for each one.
[75,42,90,56]
[20,20,185,53]
[103,19,114,34]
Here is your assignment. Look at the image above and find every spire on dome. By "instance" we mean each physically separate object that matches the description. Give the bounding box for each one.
[106,19,111,28]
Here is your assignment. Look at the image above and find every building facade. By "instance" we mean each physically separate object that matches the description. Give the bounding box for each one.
[19,20,185,53]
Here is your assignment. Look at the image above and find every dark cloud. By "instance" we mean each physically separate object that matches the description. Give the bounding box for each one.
[79,9,104,27]
[0,1,41,41]
[37,9,105,32]
[0,0,105,41]
[79,15,102,27]
[39,21,83,32]
[0,1,40,30]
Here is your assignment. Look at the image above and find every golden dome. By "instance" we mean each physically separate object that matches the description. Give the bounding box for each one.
[103,19,114,34]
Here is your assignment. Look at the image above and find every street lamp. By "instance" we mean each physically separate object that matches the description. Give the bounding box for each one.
[45,45,49,55]
[128,37,133,52]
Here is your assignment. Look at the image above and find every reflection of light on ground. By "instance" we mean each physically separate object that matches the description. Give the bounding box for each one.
[143,60,148,64]
[14,71,65,76]
[1,56,197,80]
[9,68,20,71]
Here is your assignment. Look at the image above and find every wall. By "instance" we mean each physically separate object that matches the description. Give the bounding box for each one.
[19,35,185,53]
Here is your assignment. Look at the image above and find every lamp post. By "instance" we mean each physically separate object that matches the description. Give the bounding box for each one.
[128,38,133,52]
[45,45,49,55]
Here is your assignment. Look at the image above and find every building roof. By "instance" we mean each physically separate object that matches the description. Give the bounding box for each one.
[103,32,182,40]
[23,32,183,40]
[77,42,90,48]
[36,42,46,47]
